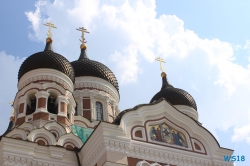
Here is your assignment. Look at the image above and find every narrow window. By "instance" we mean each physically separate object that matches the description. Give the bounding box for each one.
[96,102,103,121]
[75,103,78,115]
[47,96,58,114]
[26,96,36,115]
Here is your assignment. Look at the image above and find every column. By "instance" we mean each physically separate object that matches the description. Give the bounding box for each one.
[112,104,116,119]
[79,96,83,116]
[90,95,95,121]
[57,95,69,117]
[104,97,109,122]
[35,91,50,113]
[17,96,28,118]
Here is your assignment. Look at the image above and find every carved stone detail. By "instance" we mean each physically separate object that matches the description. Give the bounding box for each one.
[96,139,234,166]
[82,141,106,166]
[75,82,118,103]
[19,75,72,92]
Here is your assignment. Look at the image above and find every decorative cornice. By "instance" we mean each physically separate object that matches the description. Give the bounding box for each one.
[0,137,78,166]
[74,76,119,103]
[79,121,233,166]
[174,105,198,121]
[18,69,74,92]
[103,139,233,166]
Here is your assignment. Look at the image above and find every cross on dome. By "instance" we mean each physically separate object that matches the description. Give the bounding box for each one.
[44,22,57,38]
[76,27,89,44]
[155,57,165,72]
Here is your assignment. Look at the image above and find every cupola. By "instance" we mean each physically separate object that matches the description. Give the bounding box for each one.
[71,27,120,124]
[13,22,76,130]
[151,57,198,120]
[18,37,75,83]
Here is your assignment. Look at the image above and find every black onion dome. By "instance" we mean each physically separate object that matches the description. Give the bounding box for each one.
[150,72,197,111]
[18,41,75,83]
[71,48,119,91]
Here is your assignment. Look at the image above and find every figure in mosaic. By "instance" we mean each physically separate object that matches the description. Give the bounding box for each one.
[148,122,188,148]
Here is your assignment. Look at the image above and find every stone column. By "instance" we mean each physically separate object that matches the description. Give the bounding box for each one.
[35,91,50,113]
[112,104,116,119]
[90,95,95,121]
[104,97,110,122]
[57,95,69,117]
[79,96,83,116]
[17,96,28,118]
[68,104,75,123]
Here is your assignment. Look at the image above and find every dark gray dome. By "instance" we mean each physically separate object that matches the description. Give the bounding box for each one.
[150,73,197,111]
[18,42,75,83]
[71,49,119,91]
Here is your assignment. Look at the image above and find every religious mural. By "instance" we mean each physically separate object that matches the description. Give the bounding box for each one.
[148,122,188,148]
[71,125,94,143]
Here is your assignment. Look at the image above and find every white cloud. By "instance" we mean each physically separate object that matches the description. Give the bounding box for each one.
[110,45,142,84]
[243,40,250,50]
[232,124,250,144]
[24,0,250,144]
[25,1,45,41]
[232,111,250,145]
[0,51,25,134]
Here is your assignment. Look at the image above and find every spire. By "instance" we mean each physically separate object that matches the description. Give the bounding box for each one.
[44,37,53,51]
[76,27,90,60]
[44,22,57,51]
[78,44,89,59]
[155,57,173,90]
[161,72,173,90]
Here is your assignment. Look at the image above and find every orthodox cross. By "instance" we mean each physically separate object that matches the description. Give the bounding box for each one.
[44,22,57,38]
[155,57,165,72]
[76,27,89,44]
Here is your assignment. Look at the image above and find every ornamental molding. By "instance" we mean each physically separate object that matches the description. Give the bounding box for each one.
[2,155,32,166]
[44,121,67,137]
[0,137,78,166]
[81,139,106,166]
[1,154,73,166]
[74,76,119,103]
[136,160,162,166]
[13,81,76,115]
[18,69,74,92]
[174,105,198,121]
[119,100,233,158]
[5,121,82,150]
[79,121,234,166]
[57,133,83,148]
[80,125,107,166]
[103,139,233,166]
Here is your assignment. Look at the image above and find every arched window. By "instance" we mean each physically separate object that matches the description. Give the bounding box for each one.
[96,102,103,121]
[47,96,58,114]
[26,93,36,115]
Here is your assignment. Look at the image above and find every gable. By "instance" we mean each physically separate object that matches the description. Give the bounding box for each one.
[118,99,233,157]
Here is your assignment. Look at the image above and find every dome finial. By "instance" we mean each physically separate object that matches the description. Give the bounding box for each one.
[155,57,166,74]
[76,27,89,50]
[44,22,57,51]
[44,22,57,41]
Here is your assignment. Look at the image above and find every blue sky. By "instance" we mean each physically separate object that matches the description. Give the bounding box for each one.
[0,1,250,165]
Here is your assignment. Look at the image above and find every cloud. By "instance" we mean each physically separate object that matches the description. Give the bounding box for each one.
[110,45,142,84]
[232,124,250,144]
[0,51,25,134]
[232,111,250,145]
[24,0,250,144]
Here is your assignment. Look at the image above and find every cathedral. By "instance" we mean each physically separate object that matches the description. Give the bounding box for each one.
[0,23,234,166]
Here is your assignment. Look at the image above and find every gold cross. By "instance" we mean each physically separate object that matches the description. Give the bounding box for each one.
[44,22,57,38]
[155,57,165,72]
[76,27,89,44]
